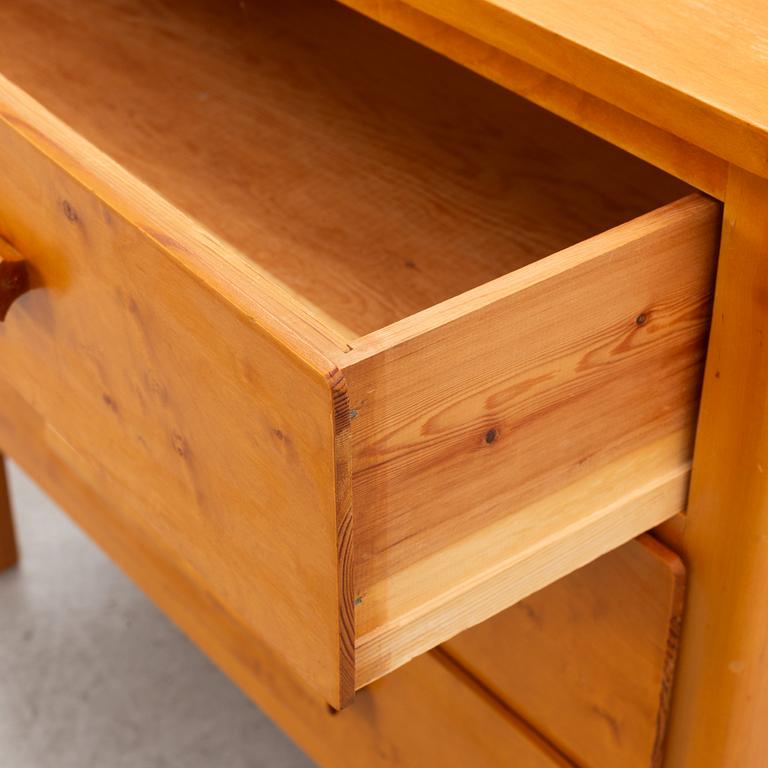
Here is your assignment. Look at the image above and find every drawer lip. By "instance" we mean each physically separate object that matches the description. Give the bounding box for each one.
[353,432,691,688]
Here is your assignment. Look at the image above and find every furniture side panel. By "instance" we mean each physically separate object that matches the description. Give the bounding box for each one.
[666,167,768,767]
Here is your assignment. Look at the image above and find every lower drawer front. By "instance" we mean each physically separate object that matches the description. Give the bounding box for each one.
[328,654,571,768]
[442,536,685,768]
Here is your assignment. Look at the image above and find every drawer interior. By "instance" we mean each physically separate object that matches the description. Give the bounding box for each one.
[0,0,690,341]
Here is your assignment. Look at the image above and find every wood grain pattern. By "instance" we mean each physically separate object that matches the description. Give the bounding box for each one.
[664,168,768,767]
[0,454,17,571]
[339,0,728,199]
[0,0,690,336]
[354,431,691,687]
[0,375,571,768]
[444,535,685,768]
[381,0,768,180]
[344,195,719,595]
[0,75,354,707]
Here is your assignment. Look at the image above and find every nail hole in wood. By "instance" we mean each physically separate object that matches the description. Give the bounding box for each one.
[485,428,498,445]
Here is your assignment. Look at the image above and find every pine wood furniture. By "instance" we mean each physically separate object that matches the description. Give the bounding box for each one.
[0,0,762,765]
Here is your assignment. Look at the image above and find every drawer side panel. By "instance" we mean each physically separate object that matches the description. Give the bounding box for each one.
[344,194,717,682]
[345,194,717,593]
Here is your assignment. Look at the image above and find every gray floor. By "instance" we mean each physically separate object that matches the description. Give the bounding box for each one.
[0,462,316,768]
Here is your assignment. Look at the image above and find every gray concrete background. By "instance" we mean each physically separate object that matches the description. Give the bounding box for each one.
[0,462,316,768]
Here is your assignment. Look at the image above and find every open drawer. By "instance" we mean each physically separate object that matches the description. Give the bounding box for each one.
[0,0,719,706]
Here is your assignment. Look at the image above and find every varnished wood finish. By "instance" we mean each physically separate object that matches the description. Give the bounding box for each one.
[0,0,764,762]
[364,0,768,180]
[0,75,354,708]
[0,0,719,701]
[665,168,768,767]
[0,375,571,768]
[339,0,728,199]
[0,0,689,337]
[0,239,29,321]
[344,195,718,682]
[444,536,685,768]
[0,454,17,571]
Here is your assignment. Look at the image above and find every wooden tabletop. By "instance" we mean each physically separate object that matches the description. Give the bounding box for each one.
[369,0,768,178]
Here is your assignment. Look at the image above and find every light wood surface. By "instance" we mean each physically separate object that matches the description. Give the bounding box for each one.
[0,0,689,336]
[2,1,765,763]
[0,454,17,571]
[0,0,710,702]
[344,195,718,592]
[444,535,685,768]
[0,74,354,707]
[339,0,728,199]
[345,195,718,685]
[0,374,572,768]
[664,168,768,767]
[368,0,768,180]
[355,431,691,687]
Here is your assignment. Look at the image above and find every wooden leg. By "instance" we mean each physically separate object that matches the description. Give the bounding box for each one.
[664,167,768,766]
[0,453,18,571]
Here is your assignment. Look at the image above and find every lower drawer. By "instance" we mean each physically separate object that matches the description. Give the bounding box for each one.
[442,535,685,768]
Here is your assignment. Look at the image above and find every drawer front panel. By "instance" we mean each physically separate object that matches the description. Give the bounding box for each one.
[0,83,353,705]
[443,536,685,768]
